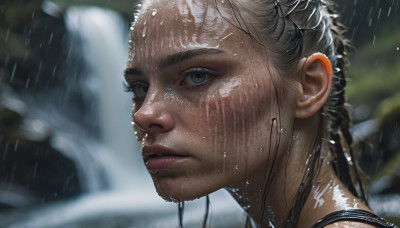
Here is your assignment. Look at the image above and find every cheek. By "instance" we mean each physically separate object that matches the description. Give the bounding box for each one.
[184,77,277,163]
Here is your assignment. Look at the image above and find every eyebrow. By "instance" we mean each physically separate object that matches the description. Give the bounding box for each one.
[124,48,224,77]
[159,48,224,69]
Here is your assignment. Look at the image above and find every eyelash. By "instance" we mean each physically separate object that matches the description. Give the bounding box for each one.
[123,67,217,101]
[123,81,148,103]
[179,67,217,88]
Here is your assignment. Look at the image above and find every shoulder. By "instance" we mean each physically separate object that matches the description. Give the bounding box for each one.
[324,221,378,228]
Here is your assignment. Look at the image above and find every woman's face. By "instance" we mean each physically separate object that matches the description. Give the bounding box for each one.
[125,0,299,201]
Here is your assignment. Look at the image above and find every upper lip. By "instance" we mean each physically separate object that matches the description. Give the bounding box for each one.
[142,145,185,161]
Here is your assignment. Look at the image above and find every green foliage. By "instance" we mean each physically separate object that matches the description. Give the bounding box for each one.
[346,28,400,107]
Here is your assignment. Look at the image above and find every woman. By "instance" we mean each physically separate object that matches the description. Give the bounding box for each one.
[124,0,397,227]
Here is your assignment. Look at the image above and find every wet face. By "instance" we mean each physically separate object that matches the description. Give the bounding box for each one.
[125,0,299,202]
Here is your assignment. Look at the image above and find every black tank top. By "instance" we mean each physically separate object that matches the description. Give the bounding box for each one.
[311,209,398,228]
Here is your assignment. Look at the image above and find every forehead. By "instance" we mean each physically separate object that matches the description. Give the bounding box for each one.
[130,0,242,55]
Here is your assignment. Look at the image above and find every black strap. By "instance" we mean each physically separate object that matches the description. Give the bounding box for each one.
[311,209,398,228]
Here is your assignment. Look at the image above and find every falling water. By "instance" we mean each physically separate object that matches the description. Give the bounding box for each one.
[64,7,144,191]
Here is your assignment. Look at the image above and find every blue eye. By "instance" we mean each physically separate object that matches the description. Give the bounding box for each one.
[182,68,215,86]
[132,83,149,97]
[124,81,148,100]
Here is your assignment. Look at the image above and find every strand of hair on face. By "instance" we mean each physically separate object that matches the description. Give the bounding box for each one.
[202,195,210,228]
[178,201,185,228]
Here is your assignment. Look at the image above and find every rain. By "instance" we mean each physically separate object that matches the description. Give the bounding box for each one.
[0,0,399,227]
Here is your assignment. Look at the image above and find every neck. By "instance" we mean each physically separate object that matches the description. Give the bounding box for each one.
[226,115,370,227]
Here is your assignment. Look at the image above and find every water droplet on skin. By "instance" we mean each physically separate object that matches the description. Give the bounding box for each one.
[142,26,147,38]
[152,9,157,16]
[280,128,285,134]
[141,133,148,148]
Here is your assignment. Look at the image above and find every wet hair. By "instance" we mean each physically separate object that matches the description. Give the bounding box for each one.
[132,0,366,227]
[215,0,367,227]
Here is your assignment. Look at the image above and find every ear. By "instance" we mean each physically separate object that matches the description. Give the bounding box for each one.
[295,53,332,119]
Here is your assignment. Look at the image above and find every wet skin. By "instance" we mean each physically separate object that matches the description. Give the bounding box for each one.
[126,0,295,202]
[125,0,374,227]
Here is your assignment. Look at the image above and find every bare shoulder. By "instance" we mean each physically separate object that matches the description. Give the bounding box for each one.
[324,221,378,228]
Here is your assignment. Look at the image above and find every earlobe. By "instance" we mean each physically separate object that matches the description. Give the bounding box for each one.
[295,53,332,119]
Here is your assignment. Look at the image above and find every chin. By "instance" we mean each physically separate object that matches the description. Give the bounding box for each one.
[152,176,219,202]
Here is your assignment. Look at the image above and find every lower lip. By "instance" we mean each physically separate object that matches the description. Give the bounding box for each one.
[145,156,187,170]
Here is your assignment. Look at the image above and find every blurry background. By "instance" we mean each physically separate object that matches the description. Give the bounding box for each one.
[0,0,399,227]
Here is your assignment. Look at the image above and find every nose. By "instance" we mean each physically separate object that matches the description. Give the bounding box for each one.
[133,96,175,134]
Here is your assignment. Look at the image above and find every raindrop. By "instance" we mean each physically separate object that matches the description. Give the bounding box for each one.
[131,121,134,126]
[221,0,225,3]
[151,9,157,16]
[397,47,399,51]
[52,66,57,78]
[48,32,54,45]
[10,63,17,82]
[387,7,392,17]
[25,78,30,89]
[5,28,10,42]
[223,151,227,158]
[2,141,9,160]
[235,164,239,170]
[246,180,250,185]
[160,19,164,26]
[14,139,19,151]
[377,8,382,20]
[32,162,38,178]
[280,128,285,134]
[130,26,134,31]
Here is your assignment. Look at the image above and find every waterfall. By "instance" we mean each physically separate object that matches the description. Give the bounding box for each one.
[64,6,152,191]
